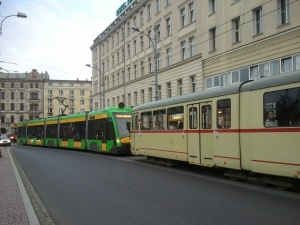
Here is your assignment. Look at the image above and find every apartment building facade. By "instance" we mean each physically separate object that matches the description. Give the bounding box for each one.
[0,70,92,134]
[88,0,300,110]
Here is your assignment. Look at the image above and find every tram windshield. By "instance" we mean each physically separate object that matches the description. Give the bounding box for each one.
[113,113,131,138]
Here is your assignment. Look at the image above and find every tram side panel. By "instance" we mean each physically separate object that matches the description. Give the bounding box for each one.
[241,82,300,179]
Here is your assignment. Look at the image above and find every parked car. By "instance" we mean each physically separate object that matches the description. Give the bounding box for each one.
[7,133,17,143]
[0,134,12,146]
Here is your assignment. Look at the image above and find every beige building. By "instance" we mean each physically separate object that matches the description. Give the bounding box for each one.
[88,0,299,110]
[0,69,92,134]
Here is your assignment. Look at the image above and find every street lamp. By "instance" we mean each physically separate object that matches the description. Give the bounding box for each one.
[85,64,105,109]
[0,12,27,35]
[132,26,159,101]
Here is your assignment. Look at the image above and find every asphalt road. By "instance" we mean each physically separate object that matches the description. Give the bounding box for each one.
[11,145,300,225]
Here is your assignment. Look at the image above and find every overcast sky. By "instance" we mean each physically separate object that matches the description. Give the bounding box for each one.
[0,0,126,80]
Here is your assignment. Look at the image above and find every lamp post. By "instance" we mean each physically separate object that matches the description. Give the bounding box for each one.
[86,64,105,109]
[0,12,27,35]
[132,26,158,101]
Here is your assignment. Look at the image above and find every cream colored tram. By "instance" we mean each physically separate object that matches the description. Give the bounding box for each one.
[131,70,300,188]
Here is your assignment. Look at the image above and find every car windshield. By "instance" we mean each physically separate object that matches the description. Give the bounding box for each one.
[1,134,8,138]
[113,113,131,139]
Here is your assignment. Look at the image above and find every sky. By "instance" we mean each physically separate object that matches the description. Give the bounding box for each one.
[0,0,126,80]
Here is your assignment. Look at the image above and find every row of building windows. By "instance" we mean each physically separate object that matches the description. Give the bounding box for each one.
[105,75,196,108]
[99,0,290,59]
[97,0,292,91]
[205,53,300,89]
[0,92,39,100]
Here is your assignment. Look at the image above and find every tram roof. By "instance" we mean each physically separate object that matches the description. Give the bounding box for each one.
[132,70,300,111]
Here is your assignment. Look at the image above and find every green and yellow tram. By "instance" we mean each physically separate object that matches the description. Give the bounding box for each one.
[18,103,132,155]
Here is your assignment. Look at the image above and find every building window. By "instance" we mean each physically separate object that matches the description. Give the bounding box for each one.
[11,103,15,111]
[121,27,125,40]
[180,8,185,28]
[122,49,125,62]
[20,83,24,88]
[30,92,39,99]
[231,71,239,83]
[213,75,220,87]
[178,79,183,96]
[141,90,145,104]
[166,17,171,36]
[279,0,290,25]
[250,66,259,79]
[11,83,15,88]
[189,2,195,23]
[134,40,137,55]
[221,73,231,86]
[167,82,171,98]
[141,61,144,76]
[140,36,144,51]
[127,44,131,58]
[11,92,14,99]
[293,54,300,70]
[20,92,24,99]
[148,87,153,102]
[147,4,152,20]
[156,24,161,42]
[166,48,171,66]
[127,67,131,82]
[20,103,24,111]
[209,27,216,51]
[270,60,280,75]
[112,55,115,67]
[134,92,138,106]
[148,57,152,73]
[156,0,161,13]
[190,75,196,93]
[117,52,120,64]
[281,57,292,72]
[112,35,114,47]
[232,17,240,43]
[166,0,171,6]
[209,0,216,14]
[181,41,186,60]
[127,22,130,36]
[140,10,144,25]
[59,90,63,96]
[254,7,263,35]
[189,36,195,57]
[133,16,136,27]
[134,65,137,79]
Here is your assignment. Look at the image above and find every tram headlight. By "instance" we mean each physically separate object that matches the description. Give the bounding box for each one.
[116,138,120,143]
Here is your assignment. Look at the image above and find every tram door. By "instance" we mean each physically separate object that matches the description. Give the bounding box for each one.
[187,103,213,166]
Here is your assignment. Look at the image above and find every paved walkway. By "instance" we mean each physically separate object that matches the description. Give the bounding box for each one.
[0,147,39,225]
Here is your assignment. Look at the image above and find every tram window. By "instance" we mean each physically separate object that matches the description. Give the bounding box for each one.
[202,105,212,129]
[217,99,231,128]
[131,114,139,130]
[167,106,184,129]
[153,109,166,130]
[141,111,152,130]
[264,88,300,127]
[189,107,197,129]
[46,124,57,138]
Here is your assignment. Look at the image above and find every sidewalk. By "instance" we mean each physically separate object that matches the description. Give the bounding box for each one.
[0,147,40,225]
